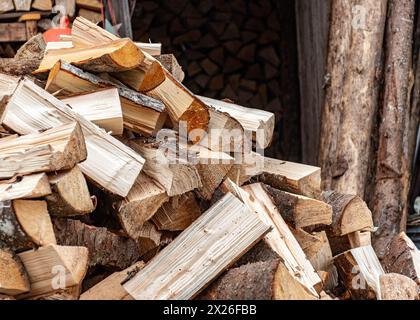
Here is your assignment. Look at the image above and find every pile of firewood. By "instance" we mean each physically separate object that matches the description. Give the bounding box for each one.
[0,17,420,301]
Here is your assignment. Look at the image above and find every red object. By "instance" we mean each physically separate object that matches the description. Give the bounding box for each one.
[43,16,72,43]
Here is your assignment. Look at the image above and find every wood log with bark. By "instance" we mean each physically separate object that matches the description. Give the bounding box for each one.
[319,0,388,197]
[0,247,30,295]
[0,199,56,252]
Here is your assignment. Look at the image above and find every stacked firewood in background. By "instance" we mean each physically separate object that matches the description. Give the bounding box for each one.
[131,0,300,161]
[1,17,420,301]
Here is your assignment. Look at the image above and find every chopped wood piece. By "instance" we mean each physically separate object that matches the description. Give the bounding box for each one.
[125,138,202,197]
[254,157,322,198]
[0,247,30,295]
[379,273,419,300]
[115,172,168,240]
[198,106,246,154]
[230,182,321,297]
[0,58,40,75]
[199,95,275,149]
[348,230,372,249]
[0,0,14,13]
[292,229,338,291]
[135,42,161,56]
[321,191,374,236]
[76,0,102,11]
[135,221,162,258]
[15,33,45,60]
[156,54,185,83]
[0,123,87,179]
[0,200,56,251]
[13,0,31,11]
[53,218,140,269]
[31,0,52,10]
[0,173,51,201]
[78,8,102,24]
[381,232,420,284]
[334,246,385,300]
[46,61,166,136]
[263,184,332,229]
[46,166,94,217]
[19,13,41,22]
[25,20,37,40]
[71,17,209,141]
[61,88,124,135]
[190,144,234,200]
[198,259,317,300]
[0,73,20,100]
[123,193,270,300]
[35,38,143,74]
[152,192,201,231]
[17,245,88,299]
[80,261,144,300]
[2,79,145,197]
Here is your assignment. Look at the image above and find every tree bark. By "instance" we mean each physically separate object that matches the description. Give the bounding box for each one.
[319,0,388,197]
[372,0,416,258]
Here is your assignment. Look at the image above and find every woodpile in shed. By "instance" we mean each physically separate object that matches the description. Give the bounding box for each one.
[0,16,419,301]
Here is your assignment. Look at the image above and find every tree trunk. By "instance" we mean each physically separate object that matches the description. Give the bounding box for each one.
[319,0,388,197]
[372,0,416,258]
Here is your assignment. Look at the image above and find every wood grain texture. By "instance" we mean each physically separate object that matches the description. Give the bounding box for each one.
[0,173,51,201]
[2,79,145,197]
[0,123,86,179]
[123,193,270,300]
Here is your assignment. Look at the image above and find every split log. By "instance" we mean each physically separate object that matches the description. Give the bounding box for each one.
[0,247,30,295]
[156,54,185,83]
[80,261,144,300]
[198,106,246,154]
[0,58,41,76]
[198,259,317,300]
[17,245,88,299]
[0,0,14,13]
[61,88,123,135]
[78,8,102,24]
[381,232,420,284]
[46,166,94,217]
[348,230,372,249]
[76,0,102,11]
[46,61,167,136]
[35,38,143,74]
[0,73,20,100]
[263,184,332,229]
[134,221,162,259]
[31,0,53,10]
[15,33,46,60]
[334,246,385,300]
[319,0,388,196]
[71,17,210,142]
[2,79,145,197]
[379,273,418,300]
[199,95,275,149]
[0,173,51,201]
[135,43,161,57]
[0,200,56,251]
[372,0,416,258]
[221,180,321,297]
[0,123,87,179]
[123,193,270,300]
[125,137,202,196]
[190,144,234,200]
[53,218,140,270]
[292,229,338,291]
[151,192,201,231]
[321,191,374,236]
[114,172,168,240]
[13,0,31,11]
